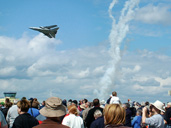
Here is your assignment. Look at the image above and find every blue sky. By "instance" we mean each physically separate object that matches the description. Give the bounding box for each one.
[0,0,171,103]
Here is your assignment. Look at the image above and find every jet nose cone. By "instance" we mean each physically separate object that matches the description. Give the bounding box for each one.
[29,27,34,29]
[29,27,39,31]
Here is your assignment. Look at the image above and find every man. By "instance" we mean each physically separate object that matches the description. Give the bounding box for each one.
[33,97,69,128]
[164,102,171,127]
[2,100,12,118]
[142,100,164,128]
[6,99,19,128]
[109,91,120,104]
[90,110,104,128]
[82,102,91,122]
[85,98,103,128]
[0,110,8,128]
[39,101,45,110]
[12,99,39,128]
[122,103,132,127]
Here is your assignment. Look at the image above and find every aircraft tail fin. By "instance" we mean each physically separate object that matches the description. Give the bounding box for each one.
[52,27,59,34]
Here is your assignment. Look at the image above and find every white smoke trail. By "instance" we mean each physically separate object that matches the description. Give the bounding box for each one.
[98,0,139,100]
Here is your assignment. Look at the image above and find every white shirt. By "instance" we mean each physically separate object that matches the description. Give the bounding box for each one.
[62,114,84,128]
[110,96,120,104]
[6,105,19,128]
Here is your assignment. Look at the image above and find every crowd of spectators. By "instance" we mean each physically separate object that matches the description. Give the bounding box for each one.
[0,91,170,128]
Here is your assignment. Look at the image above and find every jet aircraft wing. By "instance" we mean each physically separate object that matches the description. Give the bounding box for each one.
[43,25,57,29]
[44,33,53,38]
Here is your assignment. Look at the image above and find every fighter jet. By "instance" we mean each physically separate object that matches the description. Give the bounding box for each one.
[29,25,59,38]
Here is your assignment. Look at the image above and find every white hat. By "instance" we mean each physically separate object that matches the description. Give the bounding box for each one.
[167,102,171,106]
[151,100,165,112]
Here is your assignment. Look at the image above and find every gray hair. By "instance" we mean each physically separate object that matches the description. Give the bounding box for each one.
[137,109,142,116]
[94,110,102,119]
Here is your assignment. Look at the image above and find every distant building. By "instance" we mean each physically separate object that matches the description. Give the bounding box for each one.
[0,92,19,103]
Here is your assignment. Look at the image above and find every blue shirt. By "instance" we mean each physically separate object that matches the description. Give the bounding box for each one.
[28,108,40,118]
[0,111,7,127]
[132,115,142,128]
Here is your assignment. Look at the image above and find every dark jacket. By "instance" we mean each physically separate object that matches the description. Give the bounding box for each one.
[12,113,39,128]
[85,106,103,128]
[125,108,132,127]
[106,97,111,104]
[33,119,69,128]
[1,107,9,118]
[105,124,131,128]
[164,107,171,125]
[90,116,104,128]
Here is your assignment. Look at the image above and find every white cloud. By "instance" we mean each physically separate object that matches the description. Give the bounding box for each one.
[28,34,62,54]
[135,4,171,25]
[70,68,90,79]
[121,65,141,74]
[77,68,90,78]
[155,77,171,87]
[93,66,105,75]
[54,76,69,83]
[0,67,17,76]
[0,80,10,89]
[0,34,170,102]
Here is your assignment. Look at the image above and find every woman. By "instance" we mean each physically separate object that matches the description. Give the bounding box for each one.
[12,99,39,128]
[62,104,84,128]
[104,104,130,128]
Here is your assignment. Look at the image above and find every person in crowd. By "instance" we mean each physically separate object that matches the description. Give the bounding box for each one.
[0,102,5,111]
[5,98,12,106]
[100,100,106,109]
[110,91,120,104]
[72,100,78,107]
[6,99,19,128]
[83,99,88,104]
[145,102,150,109]
[82,102,91,126]
[2,101,12,118]
[39,101,45,110]
[12,99,39,128]
[79,103,86,117]
[85,98,103,128]
[62,99,67,107]
[122,103,132,127]
[21,97,27,100]
[129,103,136,117]
[67,100,72,109]
[90,110,104,128]
[28,98,40,118]
[142,100,165,128]
[78,99,83,111]
[104,104,130,128]
[33,97,69,128]
[0,110,8,128]
[164,102,171,127]
[131,109,142,128]
[136,102,143,111]
[133,102,139,110]
[62,104,84,128]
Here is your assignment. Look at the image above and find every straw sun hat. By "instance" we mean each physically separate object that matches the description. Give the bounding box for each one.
[40,97,66,117]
